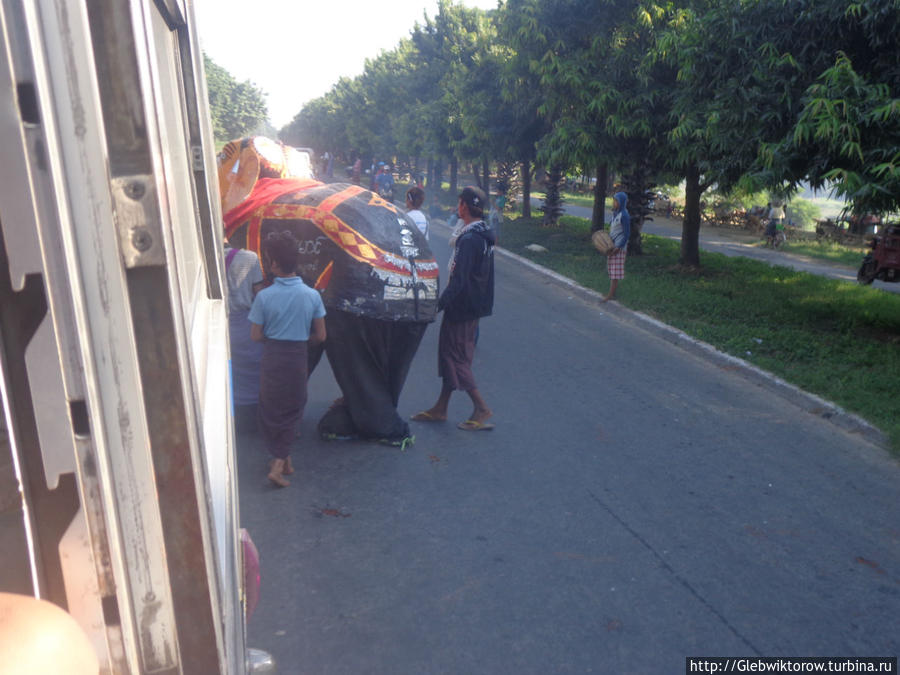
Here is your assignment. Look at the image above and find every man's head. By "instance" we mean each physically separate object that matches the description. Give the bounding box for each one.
[458,185,487,221]
[262,230,300,275]
[406,186,425,209]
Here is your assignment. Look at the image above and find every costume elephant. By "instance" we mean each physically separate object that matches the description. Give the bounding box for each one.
[220,137,438,443]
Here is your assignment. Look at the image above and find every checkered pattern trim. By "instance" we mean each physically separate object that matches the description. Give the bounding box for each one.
[607,248,626,280]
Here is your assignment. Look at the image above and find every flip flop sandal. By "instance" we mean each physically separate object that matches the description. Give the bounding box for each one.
[457,419,495,431]
[410,411,445,422]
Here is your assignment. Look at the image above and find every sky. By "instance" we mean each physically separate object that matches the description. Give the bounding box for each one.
[192,0,501,129]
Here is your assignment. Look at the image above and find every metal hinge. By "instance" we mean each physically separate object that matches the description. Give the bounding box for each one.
[110,176,165,268]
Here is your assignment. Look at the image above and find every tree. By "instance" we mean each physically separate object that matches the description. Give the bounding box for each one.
[504,0,679,244]
[280,95,347,157]
[761,1,900,217]
[663,0,900,265]
[203,54,268,143]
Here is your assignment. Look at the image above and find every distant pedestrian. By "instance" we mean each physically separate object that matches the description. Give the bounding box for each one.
[224,238,265,431]
[405,186,429,240]
[447,207,460,237]
[765,202,785,246]
[249,231,327,487]
[370,159,380,190]
[604,191,631,302]
[488,193,504,245]
[412,186,496,431]
[375,165,395,200]
[352,158,362,184]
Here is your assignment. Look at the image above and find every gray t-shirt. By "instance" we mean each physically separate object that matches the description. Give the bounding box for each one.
[225,247,264,314]
[407,209,429,240]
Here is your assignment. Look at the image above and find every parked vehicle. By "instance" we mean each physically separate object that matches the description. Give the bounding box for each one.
[857,224,900,284]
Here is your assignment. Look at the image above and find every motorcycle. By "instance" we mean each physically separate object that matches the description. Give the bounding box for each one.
[377,182,394,203]
[857,223,900,284]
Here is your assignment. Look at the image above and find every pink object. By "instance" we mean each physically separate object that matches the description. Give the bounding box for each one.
[241,528,261,622]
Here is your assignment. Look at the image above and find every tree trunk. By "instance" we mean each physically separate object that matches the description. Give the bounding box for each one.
[482,158,490,193]
[435,159,444,196]
[681,164,703,267]
[426,157,435,190]
[591,162,608,232]
[521,161,532,219]
[449,157,458,196]
[541,166,565,226]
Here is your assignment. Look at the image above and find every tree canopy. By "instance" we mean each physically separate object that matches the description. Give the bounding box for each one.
[204,53,269,143]
[276,0,900,265]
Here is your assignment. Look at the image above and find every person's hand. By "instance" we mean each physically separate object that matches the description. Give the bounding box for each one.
[609,247,620,256]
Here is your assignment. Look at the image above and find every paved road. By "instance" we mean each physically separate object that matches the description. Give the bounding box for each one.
[238,225,899,673]
[552,201,900,294]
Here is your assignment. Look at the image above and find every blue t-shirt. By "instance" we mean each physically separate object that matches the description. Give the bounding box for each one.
[248,276,326,341]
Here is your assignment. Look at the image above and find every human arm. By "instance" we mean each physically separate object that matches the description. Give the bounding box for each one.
[437,235,475,312]
[248,292,265,341]
[611,212,631,251]
[309,317,326,346]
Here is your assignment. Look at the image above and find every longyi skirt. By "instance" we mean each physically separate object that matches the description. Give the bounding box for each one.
[258,339,308,459]
[437,317,479,391]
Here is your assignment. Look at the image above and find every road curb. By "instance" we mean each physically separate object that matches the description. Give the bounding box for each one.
[498,246,889,449]
[431,219,887,449]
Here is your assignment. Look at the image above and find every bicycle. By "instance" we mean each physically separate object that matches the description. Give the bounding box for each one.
[764,221,787,249]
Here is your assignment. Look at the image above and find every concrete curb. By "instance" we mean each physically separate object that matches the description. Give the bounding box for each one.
[431,218,888,449]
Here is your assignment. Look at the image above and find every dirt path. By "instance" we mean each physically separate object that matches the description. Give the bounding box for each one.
[562,203,899,294]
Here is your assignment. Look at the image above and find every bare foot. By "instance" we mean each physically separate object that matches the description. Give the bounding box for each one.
[267,459,290,488]
[468,408,493,425]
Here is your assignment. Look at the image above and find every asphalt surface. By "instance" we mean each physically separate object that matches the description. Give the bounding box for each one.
[238,221,900,674]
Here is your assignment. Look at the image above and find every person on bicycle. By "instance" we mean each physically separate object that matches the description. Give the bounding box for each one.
[766,202,785,246]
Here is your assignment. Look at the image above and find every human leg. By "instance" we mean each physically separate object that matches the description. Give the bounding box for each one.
[412,317,477,423]
[605,249,626,300]
[412,382,454,421]
[604,279,619,302]
[464,387,492,425]
[258,340,307,487]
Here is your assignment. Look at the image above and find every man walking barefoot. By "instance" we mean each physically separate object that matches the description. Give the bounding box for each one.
[412,186,496,431]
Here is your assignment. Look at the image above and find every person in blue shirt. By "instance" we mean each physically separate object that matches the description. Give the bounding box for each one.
[375,165,395,200]
[249,231,327,487]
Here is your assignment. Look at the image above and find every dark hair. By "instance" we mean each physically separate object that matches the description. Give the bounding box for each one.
[262,230,299,273]
[406,186,425,209]
[459,185,486,218]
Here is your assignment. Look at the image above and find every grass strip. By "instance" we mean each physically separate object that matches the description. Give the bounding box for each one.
[771,239,868,268]
[500,215,900,453]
